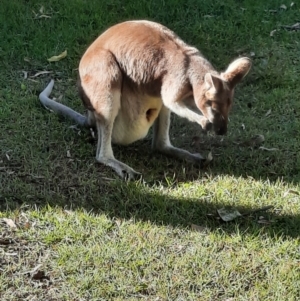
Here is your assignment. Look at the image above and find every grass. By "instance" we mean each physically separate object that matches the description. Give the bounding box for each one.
[0,0,300,300]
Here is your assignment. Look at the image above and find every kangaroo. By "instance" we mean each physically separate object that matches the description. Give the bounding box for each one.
[39,20,251,180]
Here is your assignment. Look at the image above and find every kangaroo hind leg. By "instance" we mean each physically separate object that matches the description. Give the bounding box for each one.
[79,50,141,180]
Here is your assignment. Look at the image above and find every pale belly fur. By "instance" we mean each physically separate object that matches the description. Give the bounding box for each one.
[112,94,163,145]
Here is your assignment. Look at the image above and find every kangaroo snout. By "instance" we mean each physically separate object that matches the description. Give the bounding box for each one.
[200,116,227,135]
[214,119,227,135]
[201,119,213,132]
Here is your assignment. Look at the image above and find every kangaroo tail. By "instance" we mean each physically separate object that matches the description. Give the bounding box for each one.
[39,80,88,127]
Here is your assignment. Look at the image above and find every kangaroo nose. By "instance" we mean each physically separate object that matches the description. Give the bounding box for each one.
[216,126,227,135]
[204,121,213,132]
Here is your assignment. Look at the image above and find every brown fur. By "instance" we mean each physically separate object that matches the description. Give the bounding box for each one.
[40,20,252,180]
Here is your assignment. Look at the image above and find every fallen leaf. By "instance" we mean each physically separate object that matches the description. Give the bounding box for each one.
[257,219,272,225]
[217,205,273,222]
[206,213,217,218]
[270,29,277,36]
[207,151,213,161]
[115,219,122,227]
[243,205,274,216]
[30,71,52,78]
[259,146,278,151]
[281,22,300,30]
[32,6,52,19]
[265,109,272,117]
[250,134,265,146]
[42,104,54,113]
[101,177,115,181]
[47,50,67,62]
[23,263,42,275]
[28,79,38,83]
[37,14,51,19]
[191,224,208,233]
[240,134,265,147]
[280,4,287,9]
[217,208,242,222]
[32,9,38,18]
[2,218,17,229]
[0,238,13,245]
[22,71,28,79]
[283,189,300,197]
[203,151,213,167]
[52,95,63,103]
[66,150,71,158]
[250,51,255,57]
[5,253,18,257]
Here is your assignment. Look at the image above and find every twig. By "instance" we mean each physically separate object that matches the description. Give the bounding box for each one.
[242,205,274,216]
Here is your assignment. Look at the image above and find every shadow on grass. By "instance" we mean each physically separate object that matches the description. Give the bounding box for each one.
[1,151,299,240]
[1,111,299,239]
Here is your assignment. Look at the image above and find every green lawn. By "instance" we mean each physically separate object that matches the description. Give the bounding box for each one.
[0,0,300,300]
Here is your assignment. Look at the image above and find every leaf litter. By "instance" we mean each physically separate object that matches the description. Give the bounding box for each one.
[30,71,52,78]
[283,189,300,198]
[32,6,52,19]
[217,205,274,222]
[268,4,296,35]
[281,22,300,31]
[265,109,272,117]
[47,50,67,62]
[236,134,265,147]
[2,218,17,230]
[191,224,209,233]
[259,146,278,151]
[217,208,243,222]
[202,151,213,167]
[1,213,54,297]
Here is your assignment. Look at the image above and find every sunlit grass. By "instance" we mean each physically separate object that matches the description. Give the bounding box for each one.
[0,0,299,300]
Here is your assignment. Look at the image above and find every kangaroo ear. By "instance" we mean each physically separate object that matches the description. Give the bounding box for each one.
[204,73,223,99]
[204,73,223,94]
[221,57,252,88]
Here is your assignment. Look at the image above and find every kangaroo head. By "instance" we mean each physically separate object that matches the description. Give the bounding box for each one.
[198,57,252,135]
